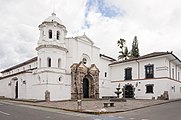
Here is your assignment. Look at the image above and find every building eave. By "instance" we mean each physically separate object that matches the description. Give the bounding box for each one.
[1,57,37,73]
[109,52,181,66]
[100,54,116,62]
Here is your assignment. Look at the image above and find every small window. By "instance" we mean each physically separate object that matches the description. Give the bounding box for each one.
[38,75,41,83]
[57,31,60,40]
[146,84,154,93]
[47,57,51,67]
[105,72,107,77]
[82,58,87,64]
[39,58,41,68]
[145,64,154,78]
[49,30,52,39]
[58,58,61,68]
[59,76,62,82]
[42,31,44,36]
[58,76,63,83]
[125,68,132,80]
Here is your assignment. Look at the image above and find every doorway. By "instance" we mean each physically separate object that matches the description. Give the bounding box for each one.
[83,78,89,98]
[15,81,18,99]
[124,84,134,98]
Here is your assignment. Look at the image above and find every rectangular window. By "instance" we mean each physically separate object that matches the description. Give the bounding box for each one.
[178,72,180,81]
[172,68,174,79]
[146,84,154,93]
[125,68,132,80]
[145,65,154,79]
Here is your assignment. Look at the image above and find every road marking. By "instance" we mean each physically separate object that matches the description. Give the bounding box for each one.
[0,110,10,116]
[130,118,135,119]
[141,119,149,120]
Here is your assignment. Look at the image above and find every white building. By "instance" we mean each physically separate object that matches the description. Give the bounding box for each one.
[0,13,181,101]
[110,52,181,100]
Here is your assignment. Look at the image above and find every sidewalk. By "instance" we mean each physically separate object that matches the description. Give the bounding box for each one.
[0,98,180,114]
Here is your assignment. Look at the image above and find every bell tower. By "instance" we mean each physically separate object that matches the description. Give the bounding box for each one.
[37,12,67,46]
[35,12,68,77]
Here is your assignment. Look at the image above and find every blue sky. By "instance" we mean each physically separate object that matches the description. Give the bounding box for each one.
[86,0,122,17]
[84,0,123,28]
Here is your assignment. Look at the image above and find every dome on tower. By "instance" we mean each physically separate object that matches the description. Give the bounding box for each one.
[44,12,62,24]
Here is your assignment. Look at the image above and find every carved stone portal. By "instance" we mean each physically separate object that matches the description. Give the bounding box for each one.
[70,62,99,99]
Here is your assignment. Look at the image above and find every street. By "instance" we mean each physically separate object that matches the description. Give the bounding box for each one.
[106,100,181,120]
[0,100,181,120]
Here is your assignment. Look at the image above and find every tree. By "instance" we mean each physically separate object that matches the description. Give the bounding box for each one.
[117,38,130,60]
[130,36,140,58]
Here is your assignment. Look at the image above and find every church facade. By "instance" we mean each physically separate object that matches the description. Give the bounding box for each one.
[0,13,181,101]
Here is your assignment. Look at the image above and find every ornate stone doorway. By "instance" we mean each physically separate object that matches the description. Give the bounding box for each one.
[123,84,135,98]
[71,62,99,99]
[83,78,89,98]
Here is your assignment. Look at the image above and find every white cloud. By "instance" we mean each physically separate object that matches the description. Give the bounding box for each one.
[0,0,181,71]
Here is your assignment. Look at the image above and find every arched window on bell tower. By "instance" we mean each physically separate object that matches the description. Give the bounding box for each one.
[57,31,60,40]
[58,58,61,68]
[48,30,52,39]
[47,57,51,67]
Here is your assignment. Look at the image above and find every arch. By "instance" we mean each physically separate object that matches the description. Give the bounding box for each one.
[57,31,60,40]
[47,57,51,67]
[83,78,89,98]
[123,84,135,98]
[58,58,61,68]
[15,81,18,99]
[48,29,52,39]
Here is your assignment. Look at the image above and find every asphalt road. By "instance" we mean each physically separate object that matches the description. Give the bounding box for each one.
[0,102,94,120]
[0,100,181,120]
[106,100,181,120]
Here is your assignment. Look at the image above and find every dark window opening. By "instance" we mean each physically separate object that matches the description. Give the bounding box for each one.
[125,68,132,80]
[57,31,60,40]
[59,76,62,82]
[105,72,107,77]
[145,65,154,78]
[146,84,154,93]
[47,58,51,67]
[49,30,52,39]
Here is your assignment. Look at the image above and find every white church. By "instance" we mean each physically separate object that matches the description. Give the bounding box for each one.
[0,13,181,101]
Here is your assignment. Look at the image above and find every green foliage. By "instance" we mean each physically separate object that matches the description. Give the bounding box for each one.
[117,36,140,60]
[130,36,140,58]
[117,38,130,60]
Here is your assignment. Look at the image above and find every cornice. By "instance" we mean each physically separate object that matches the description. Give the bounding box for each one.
[36,45,68,53]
